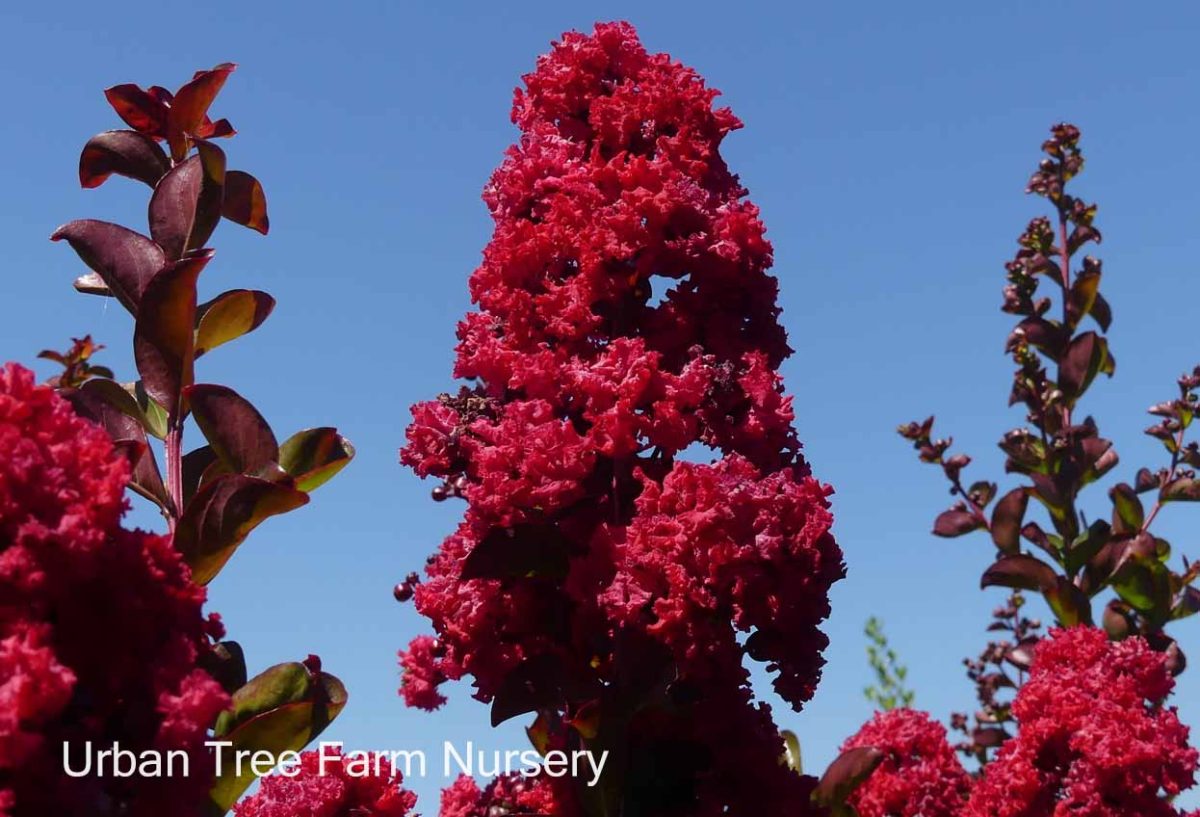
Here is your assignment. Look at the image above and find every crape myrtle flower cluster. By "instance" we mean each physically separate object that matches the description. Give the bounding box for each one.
[400,21,843,816]
[232,750,417,817]
[839,708,970,817]
[438,773,562,817]
[964,627,1199,817]
[0,365,228,817]
[842,627,1200,817]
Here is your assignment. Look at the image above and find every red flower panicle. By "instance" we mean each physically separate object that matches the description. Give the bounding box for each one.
[400,21,842,815]
[841,708,970,817]
[965,626,1199,817]
[0,364,227,817]
[438,773,561,817]
[232,750,417,817]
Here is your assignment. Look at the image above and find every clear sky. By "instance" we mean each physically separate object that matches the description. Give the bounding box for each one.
[4,0,1200,809]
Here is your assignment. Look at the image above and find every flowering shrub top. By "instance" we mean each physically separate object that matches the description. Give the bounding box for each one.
[964,626,1198,817]
[840,708,969,817]
[232,750,417,817]
[0,364,228,816]
[400,20,842,815]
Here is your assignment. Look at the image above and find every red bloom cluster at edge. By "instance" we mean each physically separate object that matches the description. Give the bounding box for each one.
[964,626,1199,817]
[233,750,417,817]
[0,364,227,817]
[400,21,843,817]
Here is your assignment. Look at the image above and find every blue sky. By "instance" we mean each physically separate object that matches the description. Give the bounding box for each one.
[4,0,1200,809]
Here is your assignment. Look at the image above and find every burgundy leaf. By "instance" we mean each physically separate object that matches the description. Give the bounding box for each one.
[981,554,1058,593]
[1163,476,1200,502]
[103,83,168,137]
[175,473,308,585]
[185,383,280,477]
[148,141,226,259]
[133,251,211,414]
[50,219,166,315]
[63,383,169,511]
[990,488,1028,554]
[812,746,885,808]
[933,508,983,538]
[79,130,170,189]
[1135,467,1161,493]
[1090,291,1113,332]
[166,63,236,160]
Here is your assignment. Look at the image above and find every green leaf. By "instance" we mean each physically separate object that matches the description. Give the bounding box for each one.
[278,427,355,492]
[176,474,308,585]
[208,662,347,814]
[134,381,170,439]
[781,730,803,774]
[1109,483,1144,532]
[222,170,270,234]
[1172,587,1200,622]
[134,252,211,415]
[1065,520,1111,577]
[1044,577,1093,626]
[1112,554,1172,626]
[195,289,275,356]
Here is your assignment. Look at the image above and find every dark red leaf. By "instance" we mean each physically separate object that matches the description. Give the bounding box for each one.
[175,473,308,585]
[1059,332,1114,400]
[79,130,170,189]
[1005,637,1039,670]
[64,383,169,511]
[933,508,983,538]
[972,727,1009,748]
[490,654,563,727]
[148,141,226,260]
[222,170,269,234]
[133,251,211,414]
[186,384,279,476]
[981,554,1058,593]
[50,220,166,315]
[1090,291,1113,332]
[1163,477,1200,502]
[990,488,1028,554]
[812,746,885,809]
[462,524,572,581]
[103,83,168,137]
[166,63,236,160]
